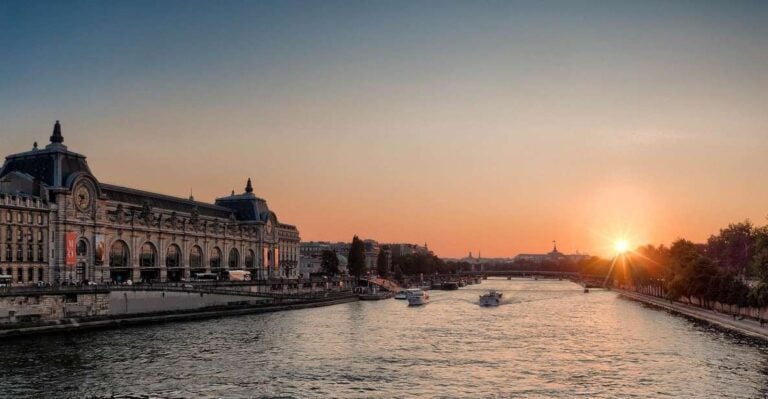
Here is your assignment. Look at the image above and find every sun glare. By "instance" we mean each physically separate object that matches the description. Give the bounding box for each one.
[614,239,629,254]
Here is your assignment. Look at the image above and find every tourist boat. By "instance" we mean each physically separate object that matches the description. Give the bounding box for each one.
[394,290,409,300]
[479,290,502,307]
[407,289,430,306]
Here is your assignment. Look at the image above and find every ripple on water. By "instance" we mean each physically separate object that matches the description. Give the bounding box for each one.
[0,279,767,398]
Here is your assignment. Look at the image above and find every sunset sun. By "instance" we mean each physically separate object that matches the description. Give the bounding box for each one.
[614,239,629,254]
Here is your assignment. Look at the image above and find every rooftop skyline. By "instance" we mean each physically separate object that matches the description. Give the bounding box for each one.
[2,1,768,257]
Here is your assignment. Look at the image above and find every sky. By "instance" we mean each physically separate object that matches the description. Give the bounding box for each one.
[1,0,768,258]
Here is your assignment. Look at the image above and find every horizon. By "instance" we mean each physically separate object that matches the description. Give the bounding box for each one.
[3,0,768,258]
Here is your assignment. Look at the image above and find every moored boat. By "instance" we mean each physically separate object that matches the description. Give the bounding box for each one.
[479,290,502,307]
[394,290,408,300]
[359,291,393,300]
[441,282,459,290]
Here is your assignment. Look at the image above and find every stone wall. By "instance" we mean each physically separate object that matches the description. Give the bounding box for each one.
[0,292,110,323]
[109,290,271,315]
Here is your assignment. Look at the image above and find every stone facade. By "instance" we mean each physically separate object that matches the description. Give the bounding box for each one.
[0,292,110,323]
[0,121,300,284]
[0,194,51,283]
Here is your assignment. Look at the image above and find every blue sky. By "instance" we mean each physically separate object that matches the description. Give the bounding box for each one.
[2,1,768,256]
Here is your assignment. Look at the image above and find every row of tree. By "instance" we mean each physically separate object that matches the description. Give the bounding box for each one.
[581,220,768,310]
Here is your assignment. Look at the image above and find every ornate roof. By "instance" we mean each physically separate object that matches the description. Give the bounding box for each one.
[214,178,274,222]
[100,183,235,219]
[0,121,92,190]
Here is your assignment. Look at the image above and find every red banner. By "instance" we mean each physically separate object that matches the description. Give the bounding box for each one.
[65,232,77,266]
[274,248,279,269]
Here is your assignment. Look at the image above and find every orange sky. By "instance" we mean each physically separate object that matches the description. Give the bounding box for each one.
[3,2,768,258]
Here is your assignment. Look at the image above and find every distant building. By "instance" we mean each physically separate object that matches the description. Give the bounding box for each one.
[299,241,347,278]
[514,242,587,264]
[389,243,430,258]
[300,239,430,277]
[363,239,380,272]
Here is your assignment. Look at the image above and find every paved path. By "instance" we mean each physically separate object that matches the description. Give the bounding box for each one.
[616,289,768,341]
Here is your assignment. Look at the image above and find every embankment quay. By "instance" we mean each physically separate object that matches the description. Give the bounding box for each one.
[616,288,768,341]
[0,278,357,337]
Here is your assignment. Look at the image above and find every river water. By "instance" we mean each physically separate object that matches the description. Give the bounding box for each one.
[1,278,767,398]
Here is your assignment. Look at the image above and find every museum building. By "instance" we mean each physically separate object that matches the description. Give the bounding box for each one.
[0,121,300,284]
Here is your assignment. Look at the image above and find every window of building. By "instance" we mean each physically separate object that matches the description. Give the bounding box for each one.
[166,245,180,268]
[27,268,34,282]
[38,231,44,242]
[4,244,10,262]
[140,243,157,267]
[76,240,87,257]
[210,247,222,269]
[245,250,255,268]
[37,245,43,262]
[190,246,202,269]
[16,244,23,261]
[27,244,33,261]
[17,268,22,282]
[110,241,129,267]
[37,268,43,282]
[37,214,42,225]
[16,229,22,242]
[26,213,32,224]
[228,248,239,269]
[5,227,11,242]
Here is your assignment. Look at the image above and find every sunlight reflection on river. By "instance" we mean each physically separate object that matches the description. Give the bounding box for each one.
[0,278,767,398]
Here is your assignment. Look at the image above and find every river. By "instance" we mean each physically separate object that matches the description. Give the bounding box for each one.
[1,278,767,398]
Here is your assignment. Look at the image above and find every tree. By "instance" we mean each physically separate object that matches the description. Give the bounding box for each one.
[320,250,340,276]
[705,220,755,277]
[347,236,366,278]
[376,248,389,277]
[750,226,768,283]
[665,239,702,301]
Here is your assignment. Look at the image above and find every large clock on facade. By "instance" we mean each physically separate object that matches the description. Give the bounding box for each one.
[74,183,92,212]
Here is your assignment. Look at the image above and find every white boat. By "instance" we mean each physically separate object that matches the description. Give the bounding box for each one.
[407,289,429,306]
[479,290,502,307]
[394,290,408,300]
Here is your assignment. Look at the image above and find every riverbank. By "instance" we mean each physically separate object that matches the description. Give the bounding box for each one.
[615,288,768,341]
[0,294,358,338]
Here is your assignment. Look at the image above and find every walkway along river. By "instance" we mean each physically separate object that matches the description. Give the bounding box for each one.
[1,278,767,398]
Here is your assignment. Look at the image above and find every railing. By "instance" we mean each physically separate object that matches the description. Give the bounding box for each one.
[0,285,110,296]
[0,279,355,300]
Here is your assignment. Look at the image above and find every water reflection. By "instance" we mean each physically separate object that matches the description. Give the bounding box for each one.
[0,279,767,398]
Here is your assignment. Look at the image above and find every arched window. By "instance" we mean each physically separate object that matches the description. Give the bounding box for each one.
[76,239,87,257]
[166,244,180,268]
[245,250,254,268]
[210,247,221,269]
[110,241,129,267]
[228,248,239,269]
[190,246,202,269]
[140,243,157,267]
